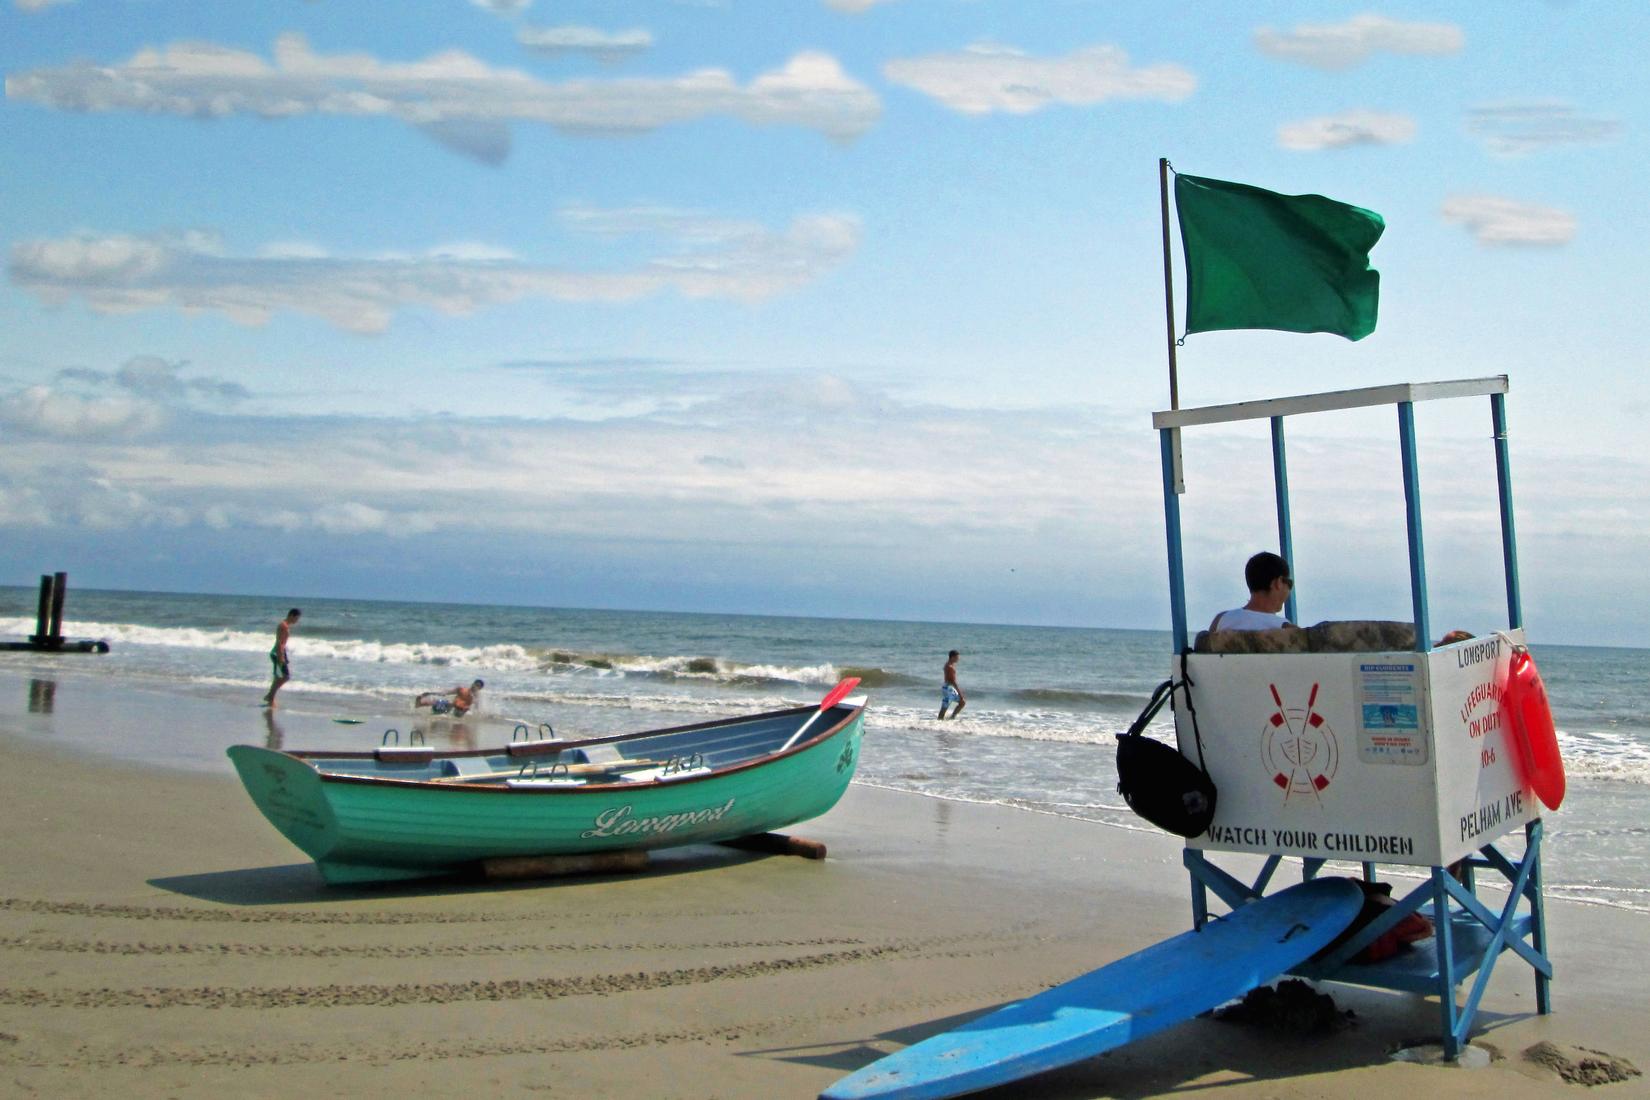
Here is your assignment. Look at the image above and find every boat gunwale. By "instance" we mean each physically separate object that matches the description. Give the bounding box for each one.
[298,703,863,795]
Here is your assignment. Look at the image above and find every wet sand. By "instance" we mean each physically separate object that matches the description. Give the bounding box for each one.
[0,675,1645,1097]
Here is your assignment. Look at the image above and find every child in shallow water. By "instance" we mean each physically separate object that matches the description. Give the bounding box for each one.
[414,678,484,716]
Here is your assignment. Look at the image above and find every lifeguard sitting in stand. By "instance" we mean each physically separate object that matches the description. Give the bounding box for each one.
[1208,552,1299,634]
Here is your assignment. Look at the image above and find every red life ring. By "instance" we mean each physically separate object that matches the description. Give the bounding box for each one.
[1503,648,1565,810]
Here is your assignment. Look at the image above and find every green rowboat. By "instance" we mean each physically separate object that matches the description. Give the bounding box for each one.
[228,698,865,885]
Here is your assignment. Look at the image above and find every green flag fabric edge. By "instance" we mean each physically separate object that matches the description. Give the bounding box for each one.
[1174,173,1385,342]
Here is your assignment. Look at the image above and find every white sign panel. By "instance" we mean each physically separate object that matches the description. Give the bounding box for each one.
[1176,631,1536,868]
[1424,632,1536,864]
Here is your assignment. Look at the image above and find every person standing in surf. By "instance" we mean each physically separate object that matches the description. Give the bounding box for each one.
[939,650,966,720]
[262,608,301,709]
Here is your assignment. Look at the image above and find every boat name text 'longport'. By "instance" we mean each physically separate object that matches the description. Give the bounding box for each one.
[581,799,736,839]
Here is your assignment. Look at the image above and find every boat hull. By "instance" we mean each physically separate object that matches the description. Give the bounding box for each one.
[228,704,865,884]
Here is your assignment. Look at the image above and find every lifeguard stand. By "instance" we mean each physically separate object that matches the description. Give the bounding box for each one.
[1153,376,1551,1058]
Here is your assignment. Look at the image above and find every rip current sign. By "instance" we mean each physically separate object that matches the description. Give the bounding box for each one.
[1355,661,1428,765]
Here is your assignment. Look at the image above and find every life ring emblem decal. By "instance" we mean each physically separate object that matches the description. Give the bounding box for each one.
[1262,682,1339,802]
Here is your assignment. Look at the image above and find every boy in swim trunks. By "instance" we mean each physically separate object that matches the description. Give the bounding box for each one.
[262,608,301,709]
[939,650,965,720]
[415,679,485,716]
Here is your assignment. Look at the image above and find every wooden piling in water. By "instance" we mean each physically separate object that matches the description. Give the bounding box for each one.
[48,571,66,642]
[30,574,57,647]
[4,572,109,654]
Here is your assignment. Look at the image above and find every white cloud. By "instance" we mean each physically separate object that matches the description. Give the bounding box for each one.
[825,0,896,11]
[1467,102,1622,157]
[14,0,73,10]
[883,43,1194,115]
[557,204,765,244]
[0,352,252,442]
[421,241,521,262]
[0,483,53,526]
[1441,195,1576,246]
[2,374,1644,641]
[516,26,653,63]
[1255,14,1464,71]
[1278,110,1415,151]
[15,233,169,283]
[416,119,514,165]
[9,212,863,332]
[312,501,393,535]
[56,355,250,404]
[471,0,531,13]
[116,355,250,402]
[0,373,1134,547]
[4,35,882,159]
[0,385,165,439]
[259,240,331,260]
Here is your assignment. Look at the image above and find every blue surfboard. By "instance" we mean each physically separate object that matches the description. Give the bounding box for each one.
[820,877,1362,1100]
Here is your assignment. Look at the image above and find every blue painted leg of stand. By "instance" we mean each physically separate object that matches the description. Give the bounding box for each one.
[1191,864,1209,931]
[1160,429,1189,654]
[1254,854,1282,894]
[1527,821,1551,1013]
[1271,416,1297,625]
[1444,854,1549,976]
[1491,392,1523,630]
[1397,402,1433,652]
[1448,842,1540,1050]
[1432,868,1461,1059]
[1184,849,1257,915]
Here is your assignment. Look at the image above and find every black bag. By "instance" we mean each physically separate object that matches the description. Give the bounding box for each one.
[1116,671,1217,838]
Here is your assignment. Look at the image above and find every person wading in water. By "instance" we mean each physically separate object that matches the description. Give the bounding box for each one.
[939,650,966,720]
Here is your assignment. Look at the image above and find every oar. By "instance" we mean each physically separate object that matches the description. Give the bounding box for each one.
[776,677,862,754]
[427,760,661,784]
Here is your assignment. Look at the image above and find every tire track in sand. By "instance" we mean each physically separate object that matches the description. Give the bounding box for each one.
[0,973,1033,1070]
[0,933,1043,1010]
[0,945,903,1008]
[0,896,766,925]
[0,934,866,958]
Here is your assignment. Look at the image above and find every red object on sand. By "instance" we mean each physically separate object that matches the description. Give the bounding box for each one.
[1504,648,1566,810]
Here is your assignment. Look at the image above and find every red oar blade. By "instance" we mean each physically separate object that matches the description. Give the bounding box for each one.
[819,676,862,711]
[775,677,863,755]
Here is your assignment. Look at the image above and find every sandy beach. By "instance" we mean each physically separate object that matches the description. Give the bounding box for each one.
[1,675,1645,1098]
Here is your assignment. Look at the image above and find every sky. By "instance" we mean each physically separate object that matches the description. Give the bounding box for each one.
[2,1,1646,647]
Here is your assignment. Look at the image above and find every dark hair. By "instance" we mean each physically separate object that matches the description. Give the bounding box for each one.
[472,679,485,689]
[287,608,302,618]
[1244,552,1290,594]
[948,650,960,660]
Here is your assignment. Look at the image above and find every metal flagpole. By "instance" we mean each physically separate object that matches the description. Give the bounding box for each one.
[1159,158,1180,411]
[1158,158,1185,493]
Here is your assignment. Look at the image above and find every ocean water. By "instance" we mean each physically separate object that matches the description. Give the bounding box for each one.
[3,587,1647,915]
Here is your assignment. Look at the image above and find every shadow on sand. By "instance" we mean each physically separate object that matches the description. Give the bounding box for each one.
[147,841,775,906]
[748,989,1534,1098]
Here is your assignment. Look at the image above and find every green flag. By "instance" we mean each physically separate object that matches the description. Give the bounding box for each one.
[1174,172,1384,341]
